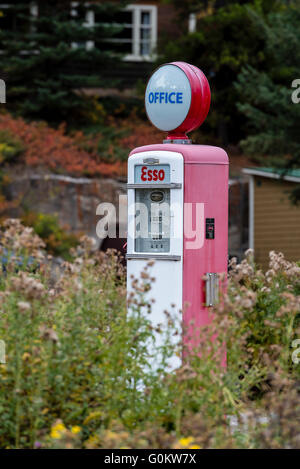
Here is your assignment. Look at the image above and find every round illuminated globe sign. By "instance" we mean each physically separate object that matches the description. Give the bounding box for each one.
[145,61,211,140]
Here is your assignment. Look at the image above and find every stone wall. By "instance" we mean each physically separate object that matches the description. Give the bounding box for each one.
[5,169,127,247]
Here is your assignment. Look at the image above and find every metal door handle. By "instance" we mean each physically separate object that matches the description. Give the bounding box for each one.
[205,273,219,306]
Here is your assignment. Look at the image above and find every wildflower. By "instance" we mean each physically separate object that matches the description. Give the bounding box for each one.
[50,421,66,439]
[50,429,61,439]
[178,436,194,447]
[140,271,149,279]
[17,301,31,312]
[52,422,66,432]
[79,235,96,252]
[39,325,59,343]
[85,434,100,448]
[71,426,81,435]
[1,219,45,258]
[10,272,45,299]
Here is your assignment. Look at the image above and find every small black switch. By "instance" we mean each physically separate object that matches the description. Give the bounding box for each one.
[206,218,215,239]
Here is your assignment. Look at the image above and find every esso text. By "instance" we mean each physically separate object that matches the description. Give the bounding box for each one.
[141,166,165,182]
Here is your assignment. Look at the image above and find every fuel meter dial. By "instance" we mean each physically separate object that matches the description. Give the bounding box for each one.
[150,190,164,203]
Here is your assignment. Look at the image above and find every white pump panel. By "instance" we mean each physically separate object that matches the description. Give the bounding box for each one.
[127,151,184,368]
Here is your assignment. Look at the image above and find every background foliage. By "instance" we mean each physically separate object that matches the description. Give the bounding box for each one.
[235,2,300,200]
[0,113,126,178]
[160,0,282,144]
[0,0,127,123]
[21,212,79,260]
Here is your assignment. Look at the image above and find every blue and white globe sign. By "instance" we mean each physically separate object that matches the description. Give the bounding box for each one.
[145,64,192,132]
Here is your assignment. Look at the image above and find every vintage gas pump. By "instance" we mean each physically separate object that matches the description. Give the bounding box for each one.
[127,62,228,366]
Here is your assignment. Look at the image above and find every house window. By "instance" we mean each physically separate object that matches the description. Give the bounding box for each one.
[140,9,153,56]
[0,2,37,49]
[188,13,197,33]
[71,1,94,51]
[121,4,158,61]
[90,4,157,61]
[94,8,134,55]
[0,2,37,33]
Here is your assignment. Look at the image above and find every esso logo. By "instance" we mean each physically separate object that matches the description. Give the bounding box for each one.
[141,166,165,182]
[145,62,211,138]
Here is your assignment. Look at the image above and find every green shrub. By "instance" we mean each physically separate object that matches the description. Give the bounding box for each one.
[0,130,24,164]
[21,212,79,260]
[224,251,300,380]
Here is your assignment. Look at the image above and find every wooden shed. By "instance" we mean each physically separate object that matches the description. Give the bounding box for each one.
[243,167,300,270]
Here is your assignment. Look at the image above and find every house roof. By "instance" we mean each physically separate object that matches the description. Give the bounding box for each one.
[242,167,300,183]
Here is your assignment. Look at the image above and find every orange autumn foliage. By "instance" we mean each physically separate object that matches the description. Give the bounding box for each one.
[117,119,165,150]
[0,114,126,178]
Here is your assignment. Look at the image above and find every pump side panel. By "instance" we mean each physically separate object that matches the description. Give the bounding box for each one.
[182,149,228,353]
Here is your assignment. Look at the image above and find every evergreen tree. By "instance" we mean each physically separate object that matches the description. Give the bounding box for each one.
[235,1,300,202]
[0,0,127,123]
[160,1,280,145]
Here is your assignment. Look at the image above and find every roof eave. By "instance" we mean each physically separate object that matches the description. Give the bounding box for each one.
[242,168,300,184]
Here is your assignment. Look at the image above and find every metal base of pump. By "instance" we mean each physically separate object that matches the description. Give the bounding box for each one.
[163,138,192,145]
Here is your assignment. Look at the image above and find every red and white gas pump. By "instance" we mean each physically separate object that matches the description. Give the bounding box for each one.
[127,62,228,367]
